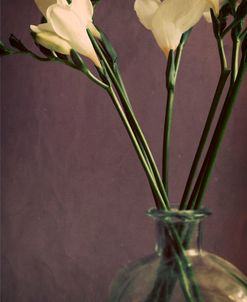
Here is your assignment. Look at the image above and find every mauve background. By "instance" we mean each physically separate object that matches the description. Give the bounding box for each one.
[1,0,247,301]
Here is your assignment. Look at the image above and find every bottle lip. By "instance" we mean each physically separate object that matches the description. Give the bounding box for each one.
[147,207,212,223]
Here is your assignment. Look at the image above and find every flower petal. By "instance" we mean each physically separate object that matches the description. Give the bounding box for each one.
[56,0,69,7]
[47,5,100,66]
[70,0,93,23]
[31,22,54,33]
[151,0,214,56]
[203,11,212,23]
[134,0,161,30]
[34,0,56,16]
[47,5,84,39]
[165,0,209,32]
[35,31,71,54]
[151,18,182,56]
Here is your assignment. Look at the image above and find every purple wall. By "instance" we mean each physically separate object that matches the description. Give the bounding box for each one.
[1,1,247,301]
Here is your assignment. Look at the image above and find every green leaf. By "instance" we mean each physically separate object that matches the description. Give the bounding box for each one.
[9,34,28,52]
[70,49,88,73]
[99,30,117,63]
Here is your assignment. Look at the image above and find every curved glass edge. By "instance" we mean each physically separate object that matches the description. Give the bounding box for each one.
[147,207,212,223]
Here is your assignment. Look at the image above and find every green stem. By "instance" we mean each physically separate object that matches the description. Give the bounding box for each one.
[106,86,168,209]
[112,72,170,208]
[162,30,190,194]
[109,67,170,208]
[180,37,229,210]
[230,38,240,87]
[221,18,241,38]
[162,51,175,193]
[187,56,246,210]
[87,29,170,209]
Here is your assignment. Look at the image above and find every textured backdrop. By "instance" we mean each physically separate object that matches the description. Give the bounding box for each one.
[1,0,247,301]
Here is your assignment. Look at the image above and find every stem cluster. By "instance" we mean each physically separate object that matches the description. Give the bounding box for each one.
[1,2,247,300]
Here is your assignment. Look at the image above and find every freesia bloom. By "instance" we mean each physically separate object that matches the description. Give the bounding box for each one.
[134,0,220,57]
[31,0,100,66]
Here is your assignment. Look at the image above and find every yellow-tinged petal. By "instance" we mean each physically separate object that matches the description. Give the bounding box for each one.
[47,5,100,66]
[88,23,101,39]
[35,31,71,54]
[134,0,161,30]
[34,0,56,16]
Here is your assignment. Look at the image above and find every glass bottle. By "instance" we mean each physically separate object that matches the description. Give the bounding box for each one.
[108,208,247,302]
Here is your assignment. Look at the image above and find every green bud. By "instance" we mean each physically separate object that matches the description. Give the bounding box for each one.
[9,34,28,52]
[70,49,88,73]
[210,9,221,38]
[236,0,247,20]
[91,0,101,6]
[231,20,244,39]
[39,44,55,58]
[0,41,11,56]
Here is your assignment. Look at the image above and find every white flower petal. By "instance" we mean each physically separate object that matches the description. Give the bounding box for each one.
[70,0,93,23]
[134,0,161,30]
[35,31,71,54]
[47,5,100,66]
[160,0,209,33]
[203,11,212,23]
[34,0,56,16]
[30,25,41,33]
[47,5,84,40]
[151,18,182,56]
[57,0,69,7]
[37,22,54,32]
[150,0,219,56]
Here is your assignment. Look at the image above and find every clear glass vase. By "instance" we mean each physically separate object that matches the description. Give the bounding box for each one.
[108,208,247,302]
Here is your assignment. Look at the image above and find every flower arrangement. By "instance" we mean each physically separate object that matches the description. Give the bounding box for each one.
[1,0,247,301]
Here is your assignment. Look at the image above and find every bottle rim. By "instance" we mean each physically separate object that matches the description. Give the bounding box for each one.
[147,207,211,223]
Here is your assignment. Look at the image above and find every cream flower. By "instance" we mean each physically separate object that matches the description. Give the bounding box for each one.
[31,0,100,66]
[134,0,220,57]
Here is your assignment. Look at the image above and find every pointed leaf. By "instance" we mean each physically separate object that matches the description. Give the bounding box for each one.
[99,30,117,63]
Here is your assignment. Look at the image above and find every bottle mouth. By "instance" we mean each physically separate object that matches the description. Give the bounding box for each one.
[147,207,211,223]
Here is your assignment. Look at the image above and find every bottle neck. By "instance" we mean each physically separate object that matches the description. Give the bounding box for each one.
[155,220,203,257]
